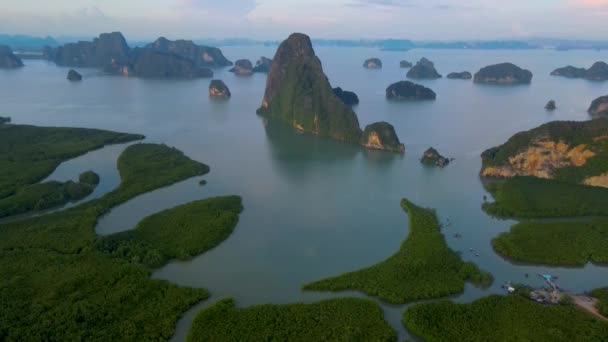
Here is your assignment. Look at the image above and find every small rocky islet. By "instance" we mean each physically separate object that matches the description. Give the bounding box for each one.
[257,33,403,152]
[333,87,360,106]
[407,58,442,79]
[550,65,587,78]
[386,81,436,100]
[589,95,608,115]
[474,63,532,84]
[230,59,254,76]
[209,80,231,98]
[421,147,451,167]
[551,61,608,81]
[363,58,382,69]
[0,45,24,68]
[253,57,273,73]
[400,60,413,68]
[360,122,405,153]
[545,100,556,111]
[447,71,472,80]
[67,69,82,81]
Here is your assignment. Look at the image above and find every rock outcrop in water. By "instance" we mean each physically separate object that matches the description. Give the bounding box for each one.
[128,48,213,79]
[360,122,405,153]
[258,33,363,143]
[253,57,272,73]
[551,62,608,81]
[333,87,360,106]
[589,96,608,115]
[474,63,532,84]
[400,60,413,68]
[480,119,608,185]
[550,65,587,78]
[258,33,403,152]
[209,80,231,98]
[447,71,472,80]
[67,69,82,81]
[585,62,608,81]
[363,58,382,69]
[145,37,233,68]
[386,81,436,100]
[421,147,450,167]
[48,32,130,71]
[545,100,556,111]
[230,59,254,76]
[45,33,230,79]
[407,58,441,79]
[0,45,24,68]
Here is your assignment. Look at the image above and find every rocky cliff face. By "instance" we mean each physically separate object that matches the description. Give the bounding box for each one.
[333,87,359,106]
[481,141,595,178]
[209,80,231,98]
[259,33,403,152]
[0,45,24,68]
[400,60,413,68]
[67,69,82,81]
[386,81,436,100]
[421,148,450,167]
[146,37,232,68]
[46,33,230,79]
[360,122,405,153]
[586,62,608,81]
[474,63,532,84]
[363,58,382,69]
[230,59,253,76]
[407,58,441,79]
[49,32,130,70]
[129,49,213,79]
[258,33,363,144]
[552,62,608,81]
[253,57,272,73]
[589,96,608,115]
[480,119,608,184]
[550,65,587,78]
[447,71,472,80]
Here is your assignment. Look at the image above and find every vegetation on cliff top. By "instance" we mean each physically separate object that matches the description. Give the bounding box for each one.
[0,142,227,341]
[481,118,608,187]
[473,62,533,84]
[481,118,608,170]
[403,295,608,342]
[492,218,608,266]
[187,298,397,342]
[304,198,492,304]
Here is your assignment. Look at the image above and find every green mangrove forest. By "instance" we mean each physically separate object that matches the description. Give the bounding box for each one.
[304,198,492,304]
[187,298,397,342]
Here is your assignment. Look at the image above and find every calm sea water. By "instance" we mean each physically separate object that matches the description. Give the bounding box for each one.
[2,46,608,340]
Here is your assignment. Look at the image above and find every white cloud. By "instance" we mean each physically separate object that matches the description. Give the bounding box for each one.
[0,0,607,40]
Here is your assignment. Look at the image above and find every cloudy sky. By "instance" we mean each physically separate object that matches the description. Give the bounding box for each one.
[1,0,608,41]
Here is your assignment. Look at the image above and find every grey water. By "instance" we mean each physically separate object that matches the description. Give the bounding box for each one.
[2,46,608,340]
